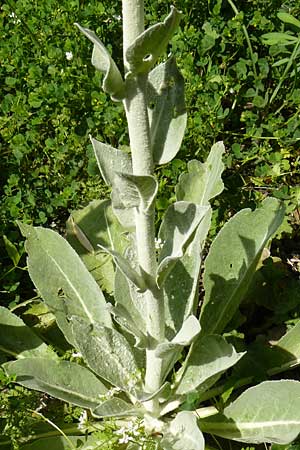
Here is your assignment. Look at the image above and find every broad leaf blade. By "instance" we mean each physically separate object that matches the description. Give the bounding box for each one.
[157,202,209,286]
[147,57,187,164]
[115,173,158,212]
[278,12,300,29]
[92,397,143,418]
[66,199,128,295]
[90,137,135,229]
[19,223,112,346]
[200,197,285,335]
[4,358,107,409]
[261,32,298,46]
[175,335,244,396]
[163,209,212,337]
[126,6,182,74]
[199,380,300,444]
[75,24,125,101]
[71,317,142,394]
[0,307,57,360]
[162,411,205,450]
[176,142,225,205]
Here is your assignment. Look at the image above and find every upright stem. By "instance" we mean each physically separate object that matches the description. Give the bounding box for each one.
[122,0,165,404]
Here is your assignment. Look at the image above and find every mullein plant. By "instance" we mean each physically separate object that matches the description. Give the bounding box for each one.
[2,1,300,449]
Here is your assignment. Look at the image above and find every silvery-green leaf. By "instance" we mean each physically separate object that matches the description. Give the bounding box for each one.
[161,411,205,450]
[4,358,107,409]
[66,199,129,295]
[90,137,135,229]
[200,197,285,335]
[176,142,225,205]
[126,6,182,74]
[112,303,148,347]
[0,307,57,360]
[147,57,187,164]
[163,209,212,338]
[114,266,147,341]
[19,223,112,346]
[90,137,132,187]
[175,335,245,396]
[156,316,201,382]
[157,202,209,286]
[92,397,143,418]
[115,173,158,212]
[75,24,125,101]
[98,244,148,292]
[71,317,142,394]
[199,380,300,444]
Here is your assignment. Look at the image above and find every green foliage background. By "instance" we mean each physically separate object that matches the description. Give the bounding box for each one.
[1,0,300,306]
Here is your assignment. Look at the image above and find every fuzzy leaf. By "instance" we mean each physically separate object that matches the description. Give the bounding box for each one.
[19,223,112,346]
[156,316,201,382]
[0,307,57,360]
[98,244,148,292]
[115,173,158,212]
[90,137,135,229]
[175,335,244,396]
[161,411,205,450]
[163,209,212,338]
[157,202,209,286]
[200,197,285,335]
[199,380,300,444]
[92,397,143,418]
[4,358,107,409]
[66,199,128,295]
[71,317,142,394]
[176,142,225,205]
[126,6,182,74]
[75,23,125,100]
[114,267,147,343]
[147,57,187,164]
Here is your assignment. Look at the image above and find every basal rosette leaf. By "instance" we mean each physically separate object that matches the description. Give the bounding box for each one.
[200,197,285,336]
[0,307,57,360]
[75,23,125,101]
[176,141,225,205]
[19,223,112,346]
[199,380,300,444]
[126,6,182,74]
[3,358,108,410]
[161,411,205,450]
[147,57,187,165]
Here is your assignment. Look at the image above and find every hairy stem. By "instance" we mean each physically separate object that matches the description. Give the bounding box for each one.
[122,0,165,406]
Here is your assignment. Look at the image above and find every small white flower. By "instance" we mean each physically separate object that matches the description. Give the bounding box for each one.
[78,410,88,430]
[155,237,164,250]
[65,51,73,61]
[71,351,82,358]
[112,14,121,21]
[9,12,21,24]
